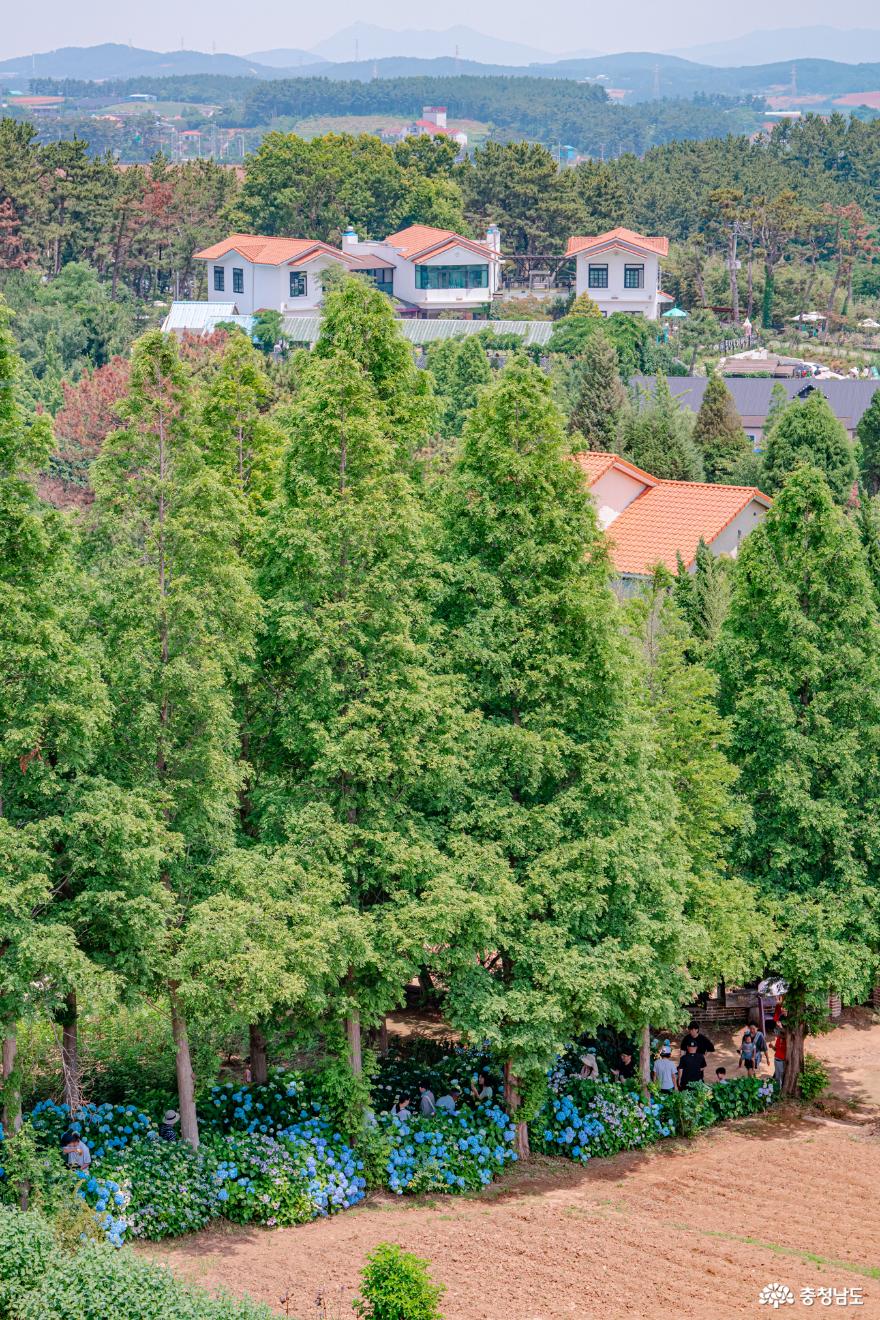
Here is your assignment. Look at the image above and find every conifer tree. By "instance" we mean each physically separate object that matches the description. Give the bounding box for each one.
[313,275,437,458]
[442,336,492,437]
[856,389,880,496]
[437,359,693,1151]
[856,489,880,606]
[566,331,626,451]
[253,349,471,1075]
[673,539,732,656]
[90,331,258,1144]
[0,301,106,1124]
[761,390,856,504]
[692,375,752,483]
[718,467,880,1090]
[200,332,284,520]
[620,375,704,480]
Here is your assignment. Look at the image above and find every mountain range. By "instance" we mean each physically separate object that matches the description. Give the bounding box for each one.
[675,25,880,67]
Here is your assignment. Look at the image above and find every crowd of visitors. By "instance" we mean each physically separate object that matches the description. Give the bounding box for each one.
[646,1016,788,1093]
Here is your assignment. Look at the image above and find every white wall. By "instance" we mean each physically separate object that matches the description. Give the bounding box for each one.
[710,499,768,557]
[342,235,498,312]
[590,468,650,528]
[574,248,662,319]
[202,254,348,315]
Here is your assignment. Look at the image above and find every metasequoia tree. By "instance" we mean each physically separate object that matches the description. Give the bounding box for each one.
[718,467,880,1091]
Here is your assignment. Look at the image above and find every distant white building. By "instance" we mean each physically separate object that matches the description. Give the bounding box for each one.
[566,227,673,320]
[341,223,502,316]
[193,234,374,316]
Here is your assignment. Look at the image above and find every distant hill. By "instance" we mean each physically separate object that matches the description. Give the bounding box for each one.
[246,48,323,69]
[308,22,558,67]
[676,26,880,67]
[0,43,273,80]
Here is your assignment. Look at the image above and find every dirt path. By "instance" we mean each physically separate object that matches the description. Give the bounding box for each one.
[147,1014,880,1319]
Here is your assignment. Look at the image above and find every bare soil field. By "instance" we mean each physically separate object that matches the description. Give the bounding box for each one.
[147,1013,880,1319]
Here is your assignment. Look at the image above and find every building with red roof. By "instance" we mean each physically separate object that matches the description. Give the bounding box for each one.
[573,451,770,580]
[566,228,673,320]
[341,223,502,316]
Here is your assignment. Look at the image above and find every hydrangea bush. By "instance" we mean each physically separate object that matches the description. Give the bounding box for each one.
[28,1099,154,1159]
[93,1139,220,1241]
[72,1169,130,1248]
[372,1042,496,1114]
[380,1104,517,1194]
[535,1081,665,1164]
[201,1074,304,1138]
[210,1126,365,1227]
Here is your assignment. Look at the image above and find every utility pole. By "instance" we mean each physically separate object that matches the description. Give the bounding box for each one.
[653,62,661,99]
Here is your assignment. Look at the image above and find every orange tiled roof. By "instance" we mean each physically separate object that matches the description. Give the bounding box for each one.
[385,224,496,262]
[606,479,770,575]
[193,234,352,266]
[565,227,670,258]
[572,451,658,488]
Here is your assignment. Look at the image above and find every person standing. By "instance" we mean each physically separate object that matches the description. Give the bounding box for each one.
[679,1022,715,1056]
[751,1024,768,1071]
[773,1029,787,1087]
[611,1050,636,1082]
[738,1029,757,1073]
[677,1041,707,1090]
[652,1046,678,1092]
[418,1083,436,1117]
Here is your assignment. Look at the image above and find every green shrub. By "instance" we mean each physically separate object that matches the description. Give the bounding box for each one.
[98,1139,220,1240]
[0,1205,62,1312]
[353,1243,444,1320]
[797,1054,830,1103]
[708,1075,778,1120]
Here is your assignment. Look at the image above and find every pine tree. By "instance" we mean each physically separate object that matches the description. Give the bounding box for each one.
[762,390,857,504]
[856,489,880,606]
[620,375,704,480]
[692,375,752,483]
[437,359,693,1151]
[200,331,284,520]
[253,349,470,1076]
[90,330,258,1144]
[856,389,880,496]
[566,331,626,451]
[718,467,880,1091]
[442,336,492,437]
[673,539,733,656]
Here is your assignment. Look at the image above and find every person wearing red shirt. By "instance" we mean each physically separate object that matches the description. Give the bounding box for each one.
[773,1029,787,1086]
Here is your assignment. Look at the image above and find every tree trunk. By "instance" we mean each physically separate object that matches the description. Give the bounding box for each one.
[169,986,199,1147]
[727,232,740,323]
[718,978,727,1008]
[762,262,775,328]
[1,1030,22,1135]
[746,243,755,321]
[249,1023,268,1086]
[378,1016,389,1057]
[346,1013,362,1076]
[59,991,80,1115]
[639,1024,652,1095]
[503,1060,530,1159]
[781,1019,805,1097]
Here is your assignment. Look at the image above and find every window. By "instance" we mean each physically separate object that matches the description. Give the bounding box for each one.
[232,267,244,295]
[213,266,225,292]
[360,267,394,294]
[588,264,608,289]
[624,264,645,289]
[415,264,489,290]
[289,271,308,298]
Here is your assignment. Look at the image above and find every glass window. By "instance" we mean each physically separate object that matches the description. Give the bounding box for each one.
[289,271,308,298]
[360,267,394,292]
[213,266,225,292]
[588,264,608,289]
[416,264,489,290]
[232,267,244,294]
[624,265,645,289]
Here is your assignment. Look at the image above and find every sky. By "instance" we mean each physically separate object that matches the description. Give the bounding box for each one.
[3,0,880,59]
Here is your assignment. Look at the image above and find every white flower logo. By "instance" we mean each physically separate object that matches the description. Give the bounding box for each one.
[758,1283,795,1309]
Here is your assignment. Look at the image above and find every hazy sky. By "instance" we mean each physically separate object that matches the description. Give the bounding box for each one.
[3,0,880,58]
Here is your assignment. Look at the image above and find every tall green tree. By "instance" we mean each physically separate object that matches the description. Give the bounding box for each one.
[761,390,857,504]
[200,332,283,520]
[692,375,752,483]
[437,359,693,1150]
[620,376,704,480]
[718,467,880,1090]
[253,347,472,1076]
[856,389,880,496]
[673,539,732,657]
[0,301,106,1124]
[565,331,626,451]
[90,330,257,1144]
[428,336,492,438]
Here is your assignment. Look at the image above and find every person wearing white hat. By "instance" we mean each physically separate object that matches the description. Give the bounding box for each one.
[159,1109,180,1142]
[652,1045,678,1092]
[579,1048,600,1081]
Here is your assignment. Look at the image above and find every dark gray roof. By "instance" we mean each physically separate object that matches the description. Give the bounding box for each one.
[632,376,880,430]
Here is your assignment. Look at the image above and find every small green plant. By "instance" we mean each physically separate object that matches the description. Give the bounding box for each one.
[353,1243,444,1320]
[797,1054,830,1103]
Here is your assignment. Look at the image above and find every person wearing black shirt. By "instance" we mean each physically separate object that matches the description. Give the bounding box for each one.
[679,1021,715,1056]
[677,1041,707,1090]
[611,1050,636,1082]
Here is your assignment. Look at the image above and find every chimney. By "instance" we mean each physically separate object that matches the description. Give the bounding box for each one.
[485,224,501,255]
[341,227,358,251]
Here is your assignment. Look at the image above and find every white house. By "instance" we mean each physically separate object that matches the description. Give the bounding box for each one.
[341,223,502,316]
[573,451,771,582]
[566,227,672,320]
[193,234,372,316]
